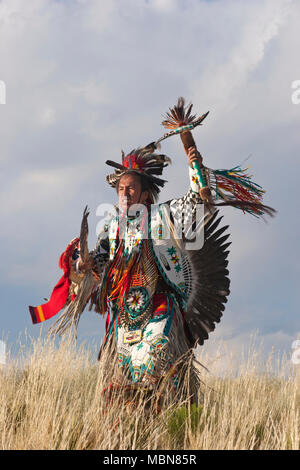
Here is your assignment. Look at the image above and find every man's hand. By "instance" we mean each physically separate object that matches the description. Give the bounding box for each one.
[77,254,94,273]
[186,146,203,168]
[78,255,101,281]
[186,146,213,203]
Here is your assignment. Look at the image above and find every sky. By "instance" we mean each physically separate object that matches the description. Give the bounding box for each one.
[0,0,299,372]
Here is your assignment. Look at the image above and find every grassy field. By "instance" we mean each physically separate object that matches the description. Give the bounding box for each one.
[0,336,299,450]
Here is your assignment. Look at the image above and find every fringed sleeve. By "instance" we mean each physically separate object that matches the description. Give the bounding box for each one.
[205,166,276,218]
[162,164,215,246]
[175,163,275,219]
[48,229,110,336]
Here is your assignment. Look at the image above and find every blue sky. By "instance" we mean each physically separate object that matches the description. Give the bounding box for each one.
[0,0,299,370]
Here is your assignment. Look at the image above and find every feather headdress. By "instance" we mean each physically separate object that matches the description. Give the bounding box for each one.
[106,142,172,200]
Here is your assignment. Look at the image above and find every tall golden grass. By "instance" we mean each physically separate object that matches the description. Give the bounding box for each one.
[0,335,299,450]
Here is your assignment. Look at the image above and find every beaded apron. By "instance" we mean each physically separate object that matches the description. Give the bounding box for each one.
[113,239,178,386]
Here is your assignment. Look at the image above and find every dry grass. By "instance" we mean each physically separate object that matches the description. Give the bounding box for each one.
[0,336,299,450]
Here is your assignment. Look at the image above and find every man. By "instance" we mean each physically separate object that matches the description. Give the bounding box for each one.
[29,98,274,406]
[77,145,214,403]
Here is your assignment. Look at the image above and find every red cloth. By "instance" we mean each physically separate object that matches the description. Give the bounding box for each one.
[29,238,79,324]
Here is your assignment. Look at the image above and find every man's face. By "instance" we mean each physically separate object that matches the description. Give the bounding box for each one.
[118,173,148,212]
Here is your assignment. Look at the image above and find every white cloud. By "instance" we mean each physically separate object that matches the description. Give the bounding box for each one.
[197,329,299,378]
[69,80,113,106]
[0,166,89,216]
[191,0,292,116]
[38,107,56,126]
[150,0,175,11]
[81,0,118,32]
